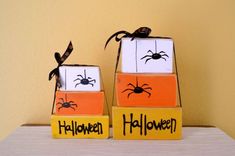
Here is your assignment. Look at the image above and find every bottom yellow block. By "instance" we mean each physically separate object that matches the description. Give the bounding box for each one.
[112,106,182,140]
[51,115,109,139]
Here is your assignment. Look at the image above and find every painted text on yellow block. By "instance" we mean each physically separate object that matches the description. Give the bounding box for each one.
[112,107,182,140]
[51,115,109,139]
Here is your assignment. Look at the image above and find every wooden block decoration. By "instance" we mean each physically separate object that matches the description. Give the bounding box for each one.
[55,91,104,115]
[116,72,177,107]
[112,106,182,140]
[51,115,109,139]
[121,38,173,73]
[59,66,101,91]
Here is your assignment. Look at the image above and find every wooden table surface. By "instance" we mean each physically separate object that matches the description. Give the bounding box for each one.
[0,126,235,156]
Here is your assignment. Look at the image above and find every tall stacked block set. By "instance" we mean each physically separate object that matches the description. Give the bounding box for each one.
[49,27,182,139]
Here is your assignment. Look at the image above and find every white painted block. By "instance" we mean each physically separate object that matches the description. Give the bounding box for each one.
[121,38,173,73]
[59,66,101,91]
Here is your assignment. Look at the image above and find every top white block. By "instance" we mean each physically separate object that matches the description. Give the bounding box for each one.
[121,38,174,73]
[59,66,101,91]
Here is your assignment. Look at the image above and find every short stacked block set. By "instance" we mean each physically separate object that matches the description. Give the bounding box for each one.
[50,43,109,139]
[112,36,182,139]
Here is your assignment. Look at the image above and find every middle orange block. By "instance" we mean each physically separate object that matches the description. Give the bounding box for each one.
[55,91,104,115]
[116,72,177,107]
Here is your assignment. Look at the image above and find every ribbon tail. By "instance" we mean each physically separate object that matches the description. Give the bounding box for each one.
[60,41,73,64]
[48,68,58,81]
[104,31,131,49]
[54,52,61,64]
[114,41,122,72]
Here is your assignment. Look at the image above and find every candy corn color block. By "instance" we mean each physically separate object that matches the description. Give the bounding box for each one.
[55,91,104,115]
[116,72,177,107]
[112,106,182,140]
[121,38,173,73]
[51,115,109,139]
[59,66,101,91]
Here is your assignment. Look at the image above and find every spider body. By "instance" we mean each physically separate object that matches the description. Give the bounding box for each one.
[56,98,77,111]
[152,53,162,59]
[74,69,96,87]
[133,86,144,93]
[80,79,89,85]
[122,78,152,98]
[141,50,169,64]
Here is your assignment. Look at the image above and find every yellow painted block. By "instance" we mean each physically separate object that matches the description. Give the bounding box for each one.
[51,115,109,139]
[112,106,182,140]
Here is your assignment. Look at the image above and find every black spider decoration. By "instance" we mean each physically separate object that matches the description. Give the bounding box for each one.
[56,94,78,111]
[74,69,96,87]
[141,40,169,64]
[122,77,152,98]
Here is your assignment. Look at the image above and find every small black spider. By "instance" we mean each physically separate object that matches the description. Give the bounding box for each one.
[74,69,96,87]
[141,40,169,64]
[122,77,152,98]
[56,95,78,111]
[141,50,169,64]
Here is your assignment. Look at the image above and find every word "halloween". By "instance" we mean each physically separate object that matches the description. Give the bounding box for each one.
[123,113,177,136]
[58,120,103,136]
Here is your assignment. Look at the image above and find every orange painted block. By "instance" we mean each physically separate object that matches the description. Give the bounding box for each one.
[55,91,104,115]
[116,72,177,107]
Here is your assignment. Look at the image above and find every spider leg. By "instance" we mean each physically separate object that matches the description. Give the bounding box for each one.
[140,84,149,87]
[143,87,152,90]
[76,75,84,79]
[161,57,167,61]
[127,83,135,88]
[71,104,78,107]
[127,92,134,98]
[75,83,81,87]
[147,50,154,54]
[145,58,152,64]
[143,90,152,97]
[161,54,169,58]
[122,88,134,93]
[73,78,81,82]
[59,98,64,103]
[141,55,151,60]
[89,79,96,83]
[70,106,75,111]
[68,101,74,103]
[159,51,166,54]
[58,106,63,111]
[88,83,94,87]
[56,102,62,105]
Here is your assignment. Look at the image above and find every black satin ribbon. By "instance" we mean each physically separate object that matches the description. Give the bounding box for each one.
[104,27,182,107]
[49,41,73,88]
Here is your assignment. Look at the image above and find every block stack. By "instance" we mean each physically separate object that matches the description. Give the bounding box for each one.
[108,28,182,140]
[50,42,109,139]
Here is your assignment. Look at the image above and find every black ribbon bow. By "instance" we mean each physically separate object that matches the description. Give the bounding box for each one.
[48,41,73,88]
[104,27,151,49]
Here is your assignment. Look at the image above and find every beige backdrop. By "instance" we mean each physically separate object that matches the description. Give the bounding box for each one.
[0,0,235,140]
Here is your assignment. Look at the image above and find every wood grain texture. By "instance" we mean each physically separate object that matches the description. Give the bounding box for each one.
[0,126,235,156]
